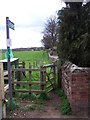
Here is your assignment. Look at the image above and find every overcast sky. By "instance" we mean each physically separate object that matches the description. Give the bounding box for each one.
[0,0,65,49]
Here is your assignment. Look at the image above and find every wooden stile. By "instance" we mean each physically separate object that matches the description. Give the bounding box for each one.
[4,84,9,92]
[0,63,6,118]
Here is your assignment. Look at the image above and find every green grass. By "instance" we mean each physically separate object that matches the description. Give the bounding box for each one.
[16,93,37,100]
[55,88,72,115]
[13,50,50,68]
[7,98,19,111]
[28,104,37,111]
[38,92,50,101]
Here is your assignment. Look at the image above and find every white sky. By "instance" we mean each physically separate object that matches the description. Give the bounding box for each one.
[0,0,65,49]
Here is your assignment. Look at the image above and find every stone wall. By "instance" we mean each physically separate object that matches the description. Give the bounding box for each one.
[62,61,90,116]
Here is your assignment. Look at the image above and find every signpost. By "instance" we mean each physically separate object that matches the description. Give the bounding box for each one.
[8,20,14,30]
[6,17,15,105]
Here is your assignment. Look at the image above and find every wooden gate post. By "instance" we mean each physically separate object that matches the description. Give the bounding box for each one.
[29,63,32,94]
[0,63,6,119]
[53,63,56,88]
[40,65,46,91]
[40,65,43,91]
[57,60,62,88]
[12,69,15,96]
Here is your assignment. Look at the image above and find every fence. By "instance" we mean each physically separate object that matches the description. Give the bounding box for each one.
[11,62,57,95]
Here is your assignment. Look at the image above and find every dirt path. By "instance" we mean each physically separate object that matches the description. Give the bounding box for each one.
[6,92,61,118]
[6,91,86,119]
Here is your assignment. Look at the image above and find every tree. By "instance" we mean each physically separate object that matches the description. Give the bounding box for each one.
[41,16,58,49]
[57,1,90,67]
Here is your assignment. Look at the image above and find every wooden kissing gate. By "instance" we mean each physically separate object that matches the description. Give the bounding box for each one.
[11,62,57,95]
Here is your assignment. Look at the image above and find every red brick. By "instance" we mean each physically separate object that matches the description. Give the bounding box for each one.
[61,62,90,114]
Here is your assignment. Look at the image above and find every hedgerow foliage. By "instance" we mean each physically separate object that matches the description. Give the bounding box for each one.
[57,2,90,67]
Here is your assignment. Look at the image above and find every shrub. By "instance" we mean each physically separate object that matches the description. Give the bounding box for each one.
[7,98,19,111]
[55,88,72,115]
[28,104,37,111]
[60,96,71,115]
[55,88,64,97]
[38,92,50,101]
[17,93,37,100]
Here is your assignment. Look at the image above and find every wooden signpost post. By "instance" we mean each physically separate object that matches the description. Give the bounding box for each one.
[6,17,15,105]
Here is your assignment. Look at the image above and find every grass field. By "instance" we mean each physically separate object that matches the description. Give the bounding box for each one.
[2,50,51,68]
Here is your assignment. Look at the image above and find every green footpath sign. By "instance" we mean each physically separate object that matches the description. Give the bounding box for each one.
[5,48,14,59]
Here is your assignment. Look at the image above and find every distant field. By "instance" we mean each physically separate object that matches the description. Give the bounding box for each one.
[0,50,3,60]
[12,50,50,68]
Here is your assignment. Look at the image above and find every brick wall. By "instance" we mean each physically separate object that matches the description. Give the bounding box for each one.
[62,61,90,116]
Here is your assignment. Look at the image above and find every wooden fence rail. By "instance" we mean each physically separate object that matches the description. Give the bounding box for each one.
[11,63,57,95]
[11,66,45,94]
